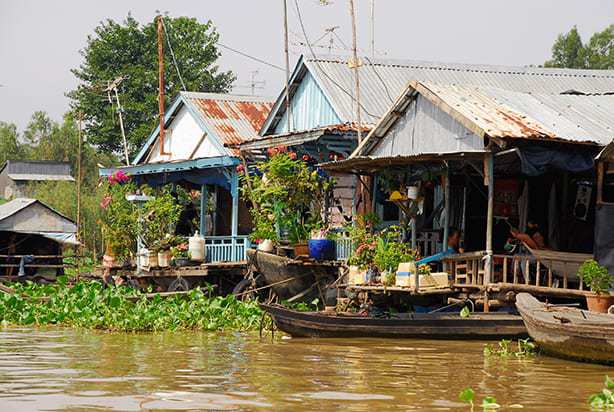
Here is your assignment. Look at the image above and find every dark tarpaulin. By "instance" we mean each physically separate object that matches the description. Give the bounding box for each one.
[519,147,594,176]
[594,203,614,273]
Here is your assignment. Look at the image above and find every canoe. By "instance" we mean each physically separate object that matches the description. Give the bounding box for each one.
[260,303,527,339]
[515,293,614,364]
[246,249,339,300]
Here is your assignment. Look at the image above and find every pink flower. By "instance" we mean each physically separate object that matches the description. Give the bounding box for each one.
[100,195,112,209]
[108,174,117,185]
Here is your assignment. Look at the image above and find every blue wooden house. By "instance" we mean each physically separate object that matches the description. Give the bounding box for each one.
[100,92,273,262]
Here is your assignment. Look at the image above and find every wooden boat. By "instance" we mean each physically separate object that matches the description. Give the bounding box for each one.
[516,293,614,364]
[260,303,527,339]
[246,249,339,300]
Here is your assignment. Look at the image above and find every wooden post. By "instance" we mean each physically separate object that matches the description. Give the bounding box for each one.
[199,184,208,236]
[484,152,494,285]
[157,15,170,156]
[282,0,292,132]
[411,218,417,250]
[231,171,239,261]
[76,113,83,248]
[597,161,605,205]
[348,0,362,143]
[442,166,450,271]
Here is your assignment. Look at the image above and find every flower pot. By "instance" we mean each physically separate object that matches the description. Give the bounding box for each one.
[308,239,335,261]
[348,265,368,285]
[586,293,614,313]
[293,243,309,257]
[174,257,191,267]
[258,239,275,253]
[381,270,395,286]
[144,250,158,268]
[158,250,171,268]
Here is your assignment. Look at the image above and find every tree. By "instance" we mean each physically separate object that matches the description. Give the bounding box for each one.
[544,26,587,69]
[68,14,235,157]
[0,122,25,164]
[545,24,614,70]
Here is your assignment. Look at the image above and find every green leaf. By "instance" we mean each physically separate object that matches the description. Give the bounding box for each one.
[605,375,614,390]
[460,306,471,318]
[459,388,475,403]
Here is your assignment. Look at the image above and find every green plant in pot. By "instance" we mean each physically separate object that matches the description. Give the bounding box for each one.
[373,226,416,286]
[171,242,190,267]
[579,259,614,313]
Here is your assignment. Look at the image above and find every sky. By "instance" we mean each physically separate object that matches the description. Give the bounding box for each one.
[1,0,613,133]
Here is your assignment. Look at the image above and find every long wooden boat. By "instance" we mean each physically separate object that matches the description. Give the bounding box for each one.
[516,293,614,364]
[261,303,527,339]
[246,249,339,300]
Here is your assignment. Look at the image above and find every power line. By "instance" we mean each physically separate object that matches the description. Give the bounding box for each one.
[217,42,284,71]
[292,0,378,120]
[161,17,187,91]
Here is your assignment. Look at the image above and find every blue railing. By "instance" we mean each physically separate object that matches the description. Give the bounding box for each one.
[204,236,250,263]
[334,237,354,261]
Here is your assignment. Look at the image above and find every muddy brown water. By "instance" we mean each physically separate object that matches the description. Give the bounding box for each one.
[0,327,610,411]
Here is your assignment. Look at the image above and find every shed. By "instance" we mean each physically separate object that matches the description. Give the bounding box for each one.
[0,198,78,278]
[0,161,74,199]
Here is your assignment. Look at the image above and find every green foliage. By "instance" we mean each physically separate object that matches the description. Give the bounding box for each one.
[579,259,613,295]
[0,280,262,332]
[346,213,380,268]
[483,338,537,358]
[99,180,138,260]
[373,226,416,273]
[68,14,234,156]
[282,298,320,312]
[589,376,614,409]
[0,122,26,164]
[241,153,334,244]
[140,187,182,250]
[545,24,614,69]
[460,306,471,318]
[459,387,475,404]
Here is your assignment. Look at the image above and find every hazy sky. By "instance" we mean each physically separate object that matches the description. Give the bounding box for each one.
[1,0,613,132]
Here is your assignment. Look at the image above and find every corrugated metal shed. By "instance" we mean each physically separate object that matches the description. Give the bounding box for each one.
[264,55,614,133]
[182,92,274,147]
[0,161,74,181]
[354,81,614,160]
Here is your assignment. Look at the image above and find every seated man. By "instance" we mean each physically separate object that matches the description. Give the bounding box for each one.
[509,221,547,250]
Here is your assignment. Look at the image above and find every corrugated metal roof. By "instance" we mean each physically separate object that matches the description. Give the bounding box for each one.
[182,92,274,147]
[0,198,37,221]
[1,161,73,180]
[304,55,614,126]
[354,81,614,159]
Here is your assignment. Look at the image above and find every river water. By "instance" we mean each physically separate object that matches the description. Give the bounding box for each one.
[0,327,610,411]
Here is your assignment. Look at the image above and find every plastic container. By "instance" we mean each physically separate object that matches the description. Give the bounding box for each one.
[257,239,275,252]
[406,185,420,200]
[396,261,417,287]
[158,250,171,268]
[189,231,205,262]
[308,239,335,260]
[348,265,368,285]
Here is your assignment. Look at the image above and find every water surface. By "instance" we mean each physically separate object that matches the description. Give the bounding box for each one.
[0,327,610,411]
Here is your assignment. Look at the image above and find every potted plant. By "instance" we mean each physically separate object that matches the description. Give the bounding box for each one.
[250,215,278,253]
[579,259,614,313]
[373,226,416,286]
[171,242,190,267]
[156,235,176,268]
[309,228,336,261]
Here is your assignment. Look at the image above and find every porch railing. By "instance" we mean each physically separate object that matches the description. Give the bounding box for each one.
[335,237,354,261]
[204,236,250,263]
[443,251,588,293]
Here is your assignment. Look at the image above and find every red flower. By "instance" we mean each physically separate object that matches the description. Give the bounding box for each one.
[288,152,297,160]
[328,153,335,160]
[236,164,245,173]
[302,154,311,161]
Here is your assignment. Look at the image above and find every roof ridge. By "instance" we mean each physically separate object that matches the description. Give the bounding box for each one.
[181,91,274,103]
[306,54,614,78]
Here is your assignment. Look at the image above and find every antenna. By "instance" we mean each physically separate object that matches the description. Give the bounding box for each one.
[103,76,130,165]
[249,70,266,95]
[325,26,340,53]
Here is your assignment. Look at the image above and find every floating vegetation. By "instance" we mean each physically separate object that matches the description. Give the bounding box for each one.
[0,279,262,332]
[589,376,614,409]
[459,388,501,410]
[483,338,537,358]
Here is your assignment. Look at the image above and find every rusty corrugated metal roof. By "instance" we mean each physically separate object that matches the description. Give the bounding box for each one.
[182,92,273,147]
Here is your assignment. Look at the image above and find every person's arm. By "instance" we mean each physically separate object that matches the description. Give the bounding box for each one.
[511,230,539,249]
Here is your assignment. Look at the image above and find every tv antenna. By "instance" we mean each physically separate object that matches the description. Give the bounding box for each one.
[104,76,130,165]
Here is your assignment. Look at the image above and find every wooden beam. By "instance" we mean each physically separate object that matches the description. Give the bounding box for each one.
[484,152,494,284]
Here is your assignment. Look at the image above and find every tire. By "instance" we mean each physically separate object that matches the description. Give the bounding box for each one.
[168,277,190,292]
[232,278,254,300]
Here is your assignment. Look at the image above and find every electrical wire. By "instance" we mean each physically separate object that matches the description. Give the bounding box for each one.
[217,43,285,71]
[161,17,187,91]
[292,0,379,121]
[363,55,394,104]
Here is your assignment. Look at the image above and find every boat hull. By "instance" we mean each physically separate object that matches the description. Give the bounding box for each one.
[516,293,614,365]
[261,304,527,340]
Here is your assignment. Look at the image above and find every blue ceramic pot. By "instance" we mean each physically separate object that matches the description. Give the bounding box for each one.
[308,239,335,261]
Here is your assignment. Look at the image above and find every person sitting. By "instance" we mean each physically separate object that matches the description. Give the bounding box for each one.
[509,221,547,250]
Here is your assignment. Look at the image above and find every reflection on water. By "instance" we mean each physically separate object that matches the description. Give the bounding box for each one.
[0,327,611,411]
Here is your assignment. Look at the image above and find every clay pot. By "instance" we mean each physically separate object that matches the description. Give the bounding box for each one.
[586,293,614,313]
[293,243,309,257]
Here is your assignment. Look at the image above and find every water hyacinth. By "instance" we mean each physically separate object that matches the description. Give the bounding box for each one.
[0,280,263,332]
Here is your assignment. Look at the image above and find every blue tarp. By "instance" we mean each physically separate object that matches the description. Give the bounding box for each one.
[519,147,594,176]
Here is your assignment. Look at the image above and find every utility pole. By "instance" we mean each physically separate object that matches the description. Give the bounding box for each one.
[76,112,83,250]
[104,77,130,165]
[157,15,170,156]
[370,0,375,58]
[282,0,293,133]
[348,0,362,143]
